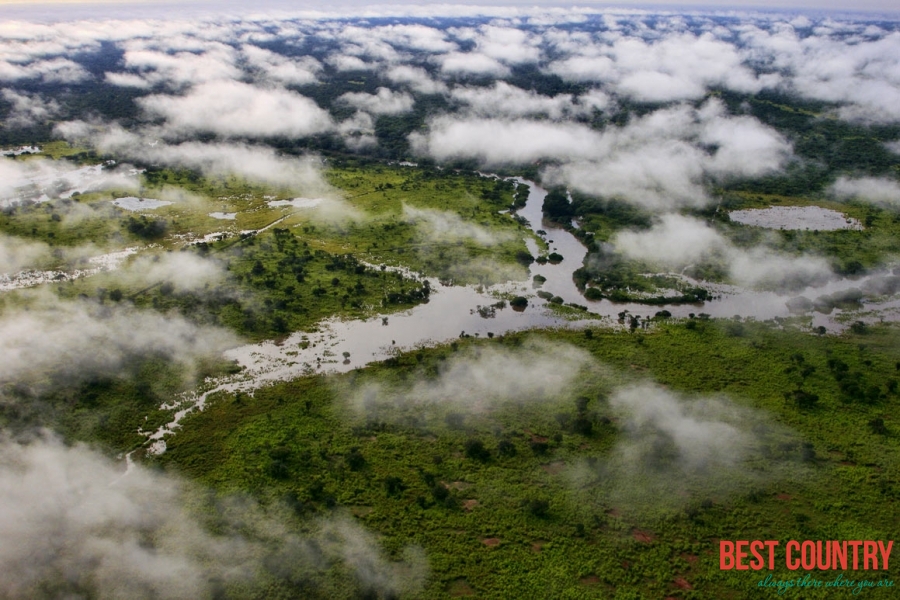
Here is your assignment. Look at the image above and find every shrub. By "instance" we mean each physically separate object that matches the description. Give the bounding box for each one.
[497,439,517,457]
[346,448,366,471]
[527,499,550,517]
[464,438,490,462]
[384,476,405,497]
[431,484,449,501]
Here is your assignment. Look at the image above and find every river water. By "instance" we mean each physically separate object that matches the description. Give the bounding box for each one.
[141,176,900,454]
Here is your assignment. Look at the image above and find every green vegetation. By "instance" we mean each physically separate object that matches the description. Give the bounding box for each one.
[4,89,900,597]
[714,192,900,275]
[151,319,900,598]
[2,158,537,341]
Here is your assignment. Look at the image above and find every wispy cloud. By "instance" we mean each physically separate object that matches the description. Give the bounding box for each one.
[612,213,832,288]
[0,430,428,599]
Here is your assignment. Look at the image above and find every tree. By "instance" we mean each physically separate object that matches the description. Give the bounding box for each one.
[869,418,888,435]
[346,447,366,471]
[431,484,449,502]
[542,189,573,220]
[464,438,490,462]
[527,498,550,517]
[384,476,405,497]
[497,439,517,457]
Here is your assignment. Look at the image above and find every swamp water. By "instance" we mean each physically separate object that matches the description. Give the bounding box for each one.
[141,178,900,455]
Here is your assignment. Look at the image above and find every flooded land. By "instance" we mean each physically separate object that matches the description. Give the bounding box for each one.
[729,205,861,230]
[3,9,900,599]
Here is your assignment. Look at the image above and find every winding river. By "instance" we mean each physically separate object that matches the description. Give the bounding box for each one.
[140,176,900,455]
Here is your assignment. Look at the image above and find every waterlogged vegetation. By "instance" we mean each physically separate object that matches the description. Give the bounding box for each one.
[153,320,900,598]
[559,183,900,302]
[2,154,537,340]
[715,192,900,276]
[0,349,238,451]
[5,5,900,599]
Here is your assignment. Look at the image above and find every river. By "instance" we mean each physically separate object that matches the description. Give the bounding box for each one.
[140,175,899,455]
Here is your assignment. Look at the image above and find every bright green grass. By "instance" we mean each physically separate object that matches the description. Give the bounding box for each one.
[153,319,900,598]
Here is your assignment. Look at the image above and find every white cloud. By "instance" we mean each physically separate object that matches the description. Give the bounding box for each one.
[449,82,603,120]
[415,99,790,211]
[567,383,804,515]
[383,65,448,94]
[402,204,512,246]
[326,54,371,72]
[0,57,90,84]
[438,52,510,78]
[741,25,900,122]
[468,25,541,65]
[410,116,608,164]
[106,45,240,89]
[58,122,333,196]
[369,24,457,53]
[545,31,768,102]
[137,80,334,139]
[829,176,900,206]
[0,234,50,275]
[337,87,414,115]
[1,89,60,128]
[0,293,237,385]
[348,339,593,417]
[0,431,428,599]
[242,44,321,86]
[613,213,832,288]
[125,252,226,293]
[614,213,723,266]
[0,155,140,206]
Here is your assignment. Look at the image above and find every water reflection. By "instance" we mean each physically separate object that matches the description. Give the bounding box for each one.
[143,176,899,453]
[729,205,861,231]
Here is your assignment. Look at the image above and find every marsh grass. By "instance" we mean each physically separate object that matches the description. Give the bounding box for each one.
[153,320,900,598]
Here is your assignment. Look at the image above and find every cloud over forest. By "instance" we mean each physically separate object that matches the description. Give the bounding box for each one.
[612,213,832,288]
[572,384,804,514]
[348,339,595,421]
[0,432,428,599]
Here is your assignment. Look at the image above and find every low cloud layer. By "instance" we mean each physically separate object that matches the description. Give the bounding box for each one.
[0,292,238,387]
[0,155,140,206]
[57,122,334,196]
[828,176,900,207]
[448,82,610,120]
[337,87,415,115]
[138,80,334,139]
[0,233,51,274]
[1,89,60,128]
[612,213,832,288]
[106,44,241,90]
[124,251,226,293]
[348,339,594,419]
[0,431,428,599]
[402,204,512,246]
[414,99,791,211]
[545,31,771,103]
[573,384,802,513]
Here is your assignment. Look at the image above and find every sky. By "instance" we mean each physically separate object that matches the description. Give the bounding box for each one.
[0,0,898,20]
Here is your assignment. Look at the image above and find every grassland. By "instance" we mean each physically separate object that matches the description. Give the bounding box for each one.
[152,319,900,598]
[5,148,900,598]
[1,155,535,342]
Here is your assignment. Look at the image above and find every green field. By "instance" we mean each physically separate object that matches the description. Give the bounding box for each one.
[150,319,900,598]
[3,146,900,599]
